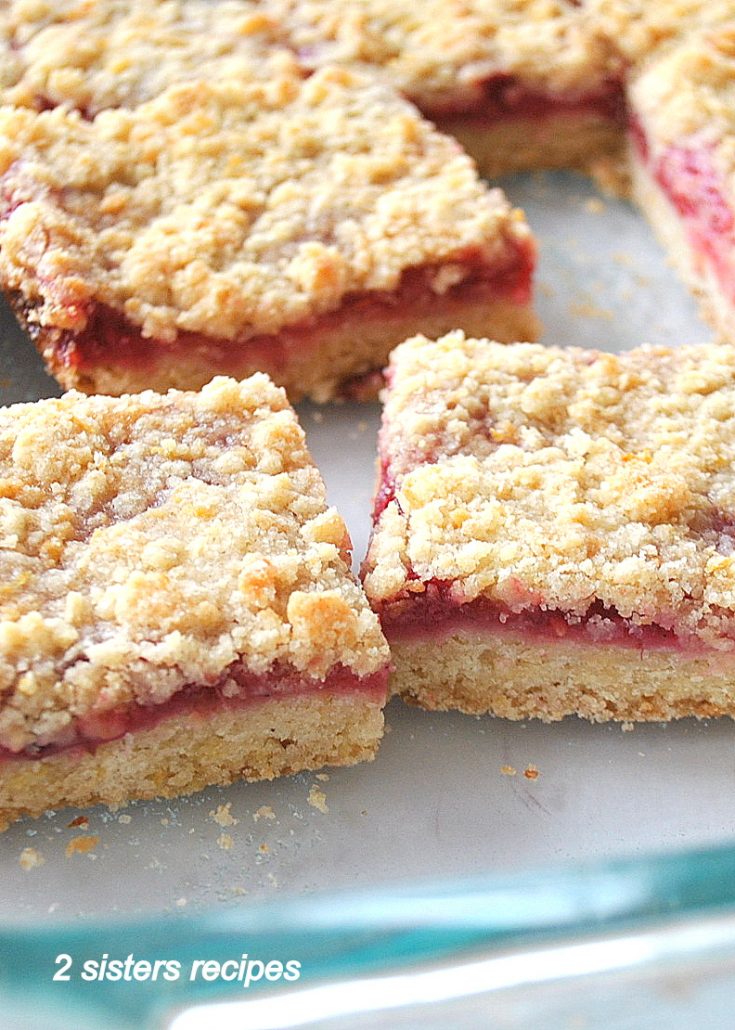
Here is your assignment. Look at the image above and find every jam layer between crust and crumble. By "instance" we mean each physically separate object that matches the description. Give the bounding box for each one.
[7,243,534,380]
[373,580,724,656]
[368,446,734,657]
[630,117,735,304]
[0,663,389,764]
[420,74,626,125]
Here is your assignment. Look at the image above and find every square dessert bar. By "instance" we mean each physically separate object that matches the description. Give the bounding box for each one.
[0,7,538,404]
[269,0,627,179]
[363,332,735,723]
[0,375,389,829]
[628,24,735,344]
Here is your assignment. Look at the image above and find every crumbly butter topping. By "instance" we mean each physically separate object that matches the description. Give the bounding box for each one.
[0,375,388,752]
[588,1,735,66]
[0,67,528,341]
[364,332,735,647]
[267,0,617,108]
[2,0,296,112]
[629,23,735,190]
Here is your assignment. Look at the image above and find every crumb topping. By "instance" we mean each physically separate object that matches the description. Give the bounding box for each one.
[364,332,735,647]
[2,0,297,113]
[588,1,735,66]
[0,66,528,342]
[0,375,388,753]
[268,0,618,110]
[629,23,735,193]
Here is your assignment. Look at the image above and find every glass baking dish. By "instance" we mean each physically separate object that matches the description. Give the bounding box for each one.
[2,172,733,1027]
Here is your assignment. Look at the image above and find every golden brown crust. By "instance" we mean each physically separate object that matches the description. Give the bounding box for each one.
[0,67,531,346]
[0,375,388,754]
[29,294,539,402]
[390,631,735,722]
[0,692,383,830]
[364,332,735,647]
[437,109,625,180]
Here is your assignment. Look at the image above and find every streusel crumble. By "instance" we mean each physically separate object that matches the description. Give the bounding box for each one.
[0,62,537,400]
[364,332,735,722]
[0,374,389,828]
[1,0,295,113]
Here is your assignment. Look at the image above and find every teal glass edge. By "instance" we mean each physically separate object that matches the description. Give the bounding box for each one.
[4,841,735,1028]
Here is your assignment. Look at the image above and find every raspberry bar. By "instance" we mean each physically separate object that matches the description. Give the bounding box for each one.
[0,376,389,829]
[0,10,537,403]
[628,25,735,343]
[363,332,735,723]
[269,0,626,178]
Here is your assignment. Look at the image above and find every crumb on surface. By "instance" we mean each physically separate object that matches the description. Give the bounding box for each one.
[66,815,89,828]
[501,764,517,776]
[117,813,132,825]
[524,765,540,780]
[316,772,330,781]
[253,805,276,822]
[217,832,234,850]
[65,834,100,857]
[259,842,270,853]
[211,802,238,828]
[19,846,44,870]
[307,784,329,813]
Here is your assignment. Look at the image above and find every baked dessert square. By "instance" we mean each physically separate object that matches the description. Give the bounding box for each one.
[363,331,735,723]
[267,0,626,178]
[0,9,538,403]
[0,375,389,830]
[628,24,735,343]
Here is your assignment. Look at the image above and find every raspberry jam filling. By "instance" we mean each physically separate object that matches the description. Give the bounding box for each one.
[424,74,626,125]
[0,663,389,762]
[370,453,724,654]
[631,118,735,303]
[374,581,710,654]
[0,196,534,374]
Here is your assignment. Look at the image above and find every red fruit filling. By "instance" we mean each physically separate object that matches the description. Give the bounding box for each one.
[422,74,626,125]
[0,663,389,762]
[631,117,735,304]
[0,164,536,380]
[373,580,715,654]
[54,246,533,375]
[369,459,735,655]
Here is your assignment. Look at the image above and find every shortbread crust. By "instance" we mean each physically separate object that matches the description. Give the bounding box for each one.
[364,333,735,721]
[0,374,389,825]
[0,66,537,400]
